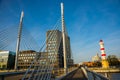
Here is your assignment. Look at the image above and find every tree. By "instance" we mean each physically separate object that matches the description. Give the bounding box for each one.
[94,61,102,67]
[107,55,120,66]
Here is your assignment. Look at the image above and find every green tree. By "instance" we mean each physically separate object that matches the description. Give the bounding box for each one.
[107,55,120,66]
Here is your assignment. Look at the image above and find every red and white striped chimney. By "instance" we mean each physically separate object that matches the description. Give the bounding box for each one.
[99,40,106,60]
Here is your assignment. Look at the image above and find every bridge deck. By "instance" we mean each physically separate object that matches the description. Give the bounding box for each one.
[61,68,87,80]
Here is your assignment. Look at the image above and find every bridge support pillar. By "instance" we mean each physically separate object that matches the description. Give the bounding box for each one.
[64,68,68,74]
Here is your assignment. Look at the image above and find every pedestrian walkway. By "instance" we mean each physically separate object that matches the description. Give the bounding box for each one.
[61,68,87,80]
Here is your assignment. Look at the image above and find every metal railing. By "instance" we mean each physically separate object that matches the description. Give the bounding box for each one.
[81,67,109,80]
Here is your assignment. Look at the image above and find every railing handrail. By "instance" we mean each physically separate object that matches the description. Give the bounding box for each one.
[81,67,109,80]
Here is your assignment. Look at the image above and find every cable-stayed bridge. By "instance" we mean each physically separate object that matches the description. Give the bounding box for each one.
[0,3,109,80]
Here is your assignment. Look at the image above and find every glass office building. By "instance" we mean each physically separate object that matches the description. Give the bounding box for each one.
[46,30,73,68]
[0,51,15,69]
[46,30,64,68]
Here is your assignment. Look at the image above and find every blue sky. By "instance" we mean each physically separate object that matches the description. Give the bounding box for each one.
[0,0,120,63]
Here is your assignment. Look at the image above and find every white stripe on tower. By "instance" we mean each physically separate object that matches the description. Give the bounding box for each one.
[99,40,106,60]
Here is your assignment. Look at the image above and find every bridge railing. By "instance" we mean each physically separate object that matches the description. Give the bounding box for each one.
[81,67,109,80]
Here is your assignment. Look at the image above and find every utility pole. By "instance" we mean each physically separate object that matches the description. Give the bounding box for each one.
[15,11,24,70]
[61,3,67,74]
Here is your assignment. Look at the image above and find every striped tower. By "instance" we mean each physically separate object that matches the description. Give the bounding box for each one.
[99,40,109,68]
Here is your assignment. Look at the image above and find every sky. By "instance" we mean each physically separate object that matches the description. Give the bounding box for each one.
[0,0,120,63]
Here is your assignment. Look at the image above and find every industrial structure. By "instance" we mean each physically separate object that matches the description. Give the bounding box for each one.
[99,40,109,68]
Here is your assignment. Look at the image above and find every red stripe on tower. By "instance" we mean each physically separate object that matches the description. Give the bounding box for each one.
[100,48,105,50]
[99,40,106,60]
[101,54,106,56]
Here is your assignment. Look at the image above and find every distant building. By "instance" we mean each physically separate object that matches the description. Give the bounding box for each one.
[0,51,15,69]
[83,62,95,67]
[46,30,73,68]
[92,53,101,62]
[18,50,36,69]
[18,50,48,69]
